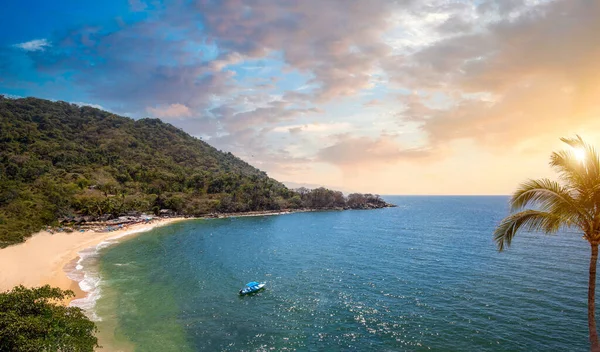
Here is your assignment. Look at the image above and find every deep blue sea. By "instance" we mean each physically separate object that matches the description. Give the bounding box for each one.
[86,196,591,351]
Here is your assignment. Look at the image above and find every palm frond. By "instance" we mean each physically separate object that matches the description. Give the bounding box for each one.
[581,143,600,203]
[511,178,572,210]
[559,135,585,149]
[495,136,600,250]
[550,149,586,187]
[494,210,569,251]
[552,136,600,193]
[510,178,588,227]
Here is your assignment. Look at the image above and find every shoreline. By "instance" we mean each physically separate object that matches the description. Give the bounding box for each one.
[0,217,188,301]
[0,208,315,302]
[0,207,391,351]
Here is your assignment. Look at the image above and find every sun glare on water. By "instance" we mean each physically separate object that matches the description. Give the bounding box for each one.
[574,148,586,162]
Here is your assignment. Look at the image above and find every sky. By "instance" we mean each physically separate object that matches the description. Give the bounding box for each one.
[1,0,599,195]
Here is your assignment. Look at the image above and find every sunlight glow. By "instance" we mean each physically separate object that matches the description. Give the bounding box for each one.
[574,148,586,162]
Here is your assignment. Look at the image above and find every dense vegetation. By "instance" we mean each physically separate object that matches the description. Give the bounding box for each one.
[0,96,392,247]
[0,285,98,352]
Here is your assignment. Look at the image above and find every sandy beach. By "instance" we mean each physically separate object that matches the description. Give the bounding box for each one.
[0,210,301,300]
[0,217,187,301]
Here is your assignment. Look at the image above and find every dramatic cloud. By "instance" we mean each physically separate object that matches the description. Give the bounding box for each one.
[20,14,235,112]
[391,0,600,149]
[3,0,599,193]
[211,100,321,133]
[13,0,403,112]
[197,0,400,101]
[13,39,51,52]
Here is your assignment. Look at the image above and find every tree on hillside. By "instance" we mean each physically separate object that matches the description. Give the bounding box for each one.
[494,136,600,351]
[0,285,98,352]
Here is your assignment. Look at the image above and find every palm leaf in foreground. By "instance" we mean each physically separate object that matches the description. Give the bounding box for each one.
[494,135,600,351]
[493,210,566,251]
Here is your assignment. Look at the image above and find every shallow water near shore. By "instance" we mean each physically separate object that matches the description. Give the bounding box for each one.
[89,196,591,351]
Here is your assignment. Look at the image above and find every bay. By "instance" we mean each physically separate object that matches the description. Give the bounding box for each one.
[93,196,589,351]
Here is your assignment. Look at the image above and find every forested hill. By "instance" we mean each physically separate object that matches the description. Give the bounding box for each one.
[0,96,392,247]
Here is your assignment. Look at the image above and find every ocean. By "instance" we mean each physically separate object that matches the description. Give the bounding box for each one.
[75,196,591,351]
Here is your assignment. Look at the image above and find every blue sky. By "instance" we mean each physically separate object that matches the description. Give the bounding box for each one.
[1,0,599,194]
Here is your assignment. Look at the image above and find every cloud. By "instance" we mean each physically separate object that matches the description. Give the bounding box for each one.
[14,0,403,113]
[209,52,245,71]
[4,1,420,117]
[129,0,147,12]
[5,0,600,185]
[211,102,322,133]
[288,126,303,135]
[317,133,431,167]
[363,99,382,108]
[207,127,313,175]
[13,39,51,52]
[147,103,193,119]
[17,14,236,113]
[197,0,399,102]
[389,0,600,149]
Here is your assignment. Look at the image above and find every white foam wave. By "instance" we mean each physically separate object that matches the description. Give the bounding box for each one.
[66,246,104,321]
[70,271,102,321]
[66,224,165,321]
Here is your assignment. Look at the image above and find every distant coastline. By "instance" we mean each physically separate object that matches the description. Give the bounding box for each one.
[55,202,397,234]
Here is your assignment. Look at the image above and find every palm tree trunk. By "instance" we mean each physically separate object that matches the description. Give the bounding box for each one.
[589,242,600,351]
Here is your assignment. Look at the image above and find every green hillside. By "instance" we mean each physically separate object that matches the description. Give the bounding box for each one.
[0,96,391,247]
[0,97,300,246]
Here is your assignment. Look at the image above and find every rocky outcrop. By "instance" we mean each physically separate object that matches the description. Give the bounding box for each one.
[346,202,396,210]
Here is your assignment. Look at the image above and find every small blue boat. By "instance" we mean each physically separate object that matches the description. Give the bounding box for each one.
[239,281,265,295]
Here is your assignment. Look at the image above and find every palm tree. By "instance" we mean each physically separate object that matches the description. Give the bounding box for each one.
[494,136,600,351]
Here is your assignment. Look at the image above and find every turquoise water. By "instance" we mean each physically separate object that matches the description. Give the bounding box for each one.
[92,196,591,351]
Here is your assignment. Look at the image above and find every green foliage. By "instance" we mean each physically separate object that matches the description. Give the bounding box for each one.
[0,97,294,246]
[296,187,386,209]
[494,135,600,250]
[0,285,98,352]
